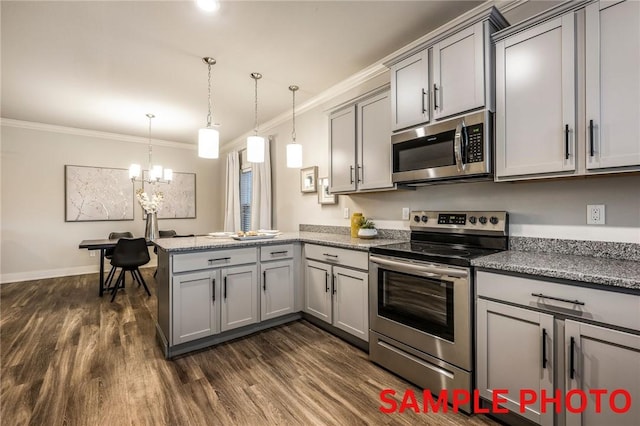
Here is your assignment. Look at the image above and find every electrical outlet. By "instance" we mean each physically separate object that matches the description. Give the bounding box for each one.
[402,207,410,220]
[343,207,350,219]
[90,251,96,257]
[587,204,605,225]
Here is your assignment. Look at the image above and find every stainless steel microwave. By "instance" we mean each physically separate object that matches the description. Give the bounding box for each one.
[392,110,492,185]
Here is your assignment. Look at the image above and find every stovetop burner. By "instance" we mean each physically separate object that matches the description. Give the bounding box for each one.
[370,210,509,267]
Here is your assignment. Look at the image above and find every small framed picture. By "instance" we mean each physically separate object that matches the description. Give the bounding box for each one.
[317,176,337,204]
[300,166,318,193]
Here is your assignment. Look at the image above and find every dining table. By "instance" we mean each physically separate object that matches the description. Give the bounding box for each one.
[78,238,154,296]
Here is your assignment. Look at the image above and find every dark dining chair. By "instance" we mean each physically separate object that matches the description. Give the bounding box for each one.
[153,230,177,278]
[109,238,151,302]
[105,231,133,288]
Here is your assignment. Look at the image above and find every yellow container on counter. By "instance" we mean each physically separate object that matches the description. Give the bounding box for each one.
[351,212,363,238]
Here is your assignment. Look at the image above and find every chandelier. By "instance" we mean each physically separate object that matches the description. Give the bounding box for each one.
[129,113,173,184]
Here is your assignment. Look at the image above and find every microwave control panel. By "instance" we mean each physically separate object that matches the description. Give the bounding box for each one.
[466,124,483,163]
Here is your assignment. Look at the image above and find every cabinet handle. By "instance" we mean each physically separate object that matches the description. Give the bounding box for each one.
[350,166,354,184]
[542,328,547,369]
[332,274,337,295]
[323,253,338,259]
[589,119,594,157]
[208,257,231,264]
[223,276,227,299]
[564,124,570,160]
[421,88,427,113]
[212,278,216,302]
[325,272,329,292]
[270,250,288,256]
[263,271,266,291]
[570,336,576,380]
[433,84,439,110]
[357,165,362,183]
[531,293,585,306]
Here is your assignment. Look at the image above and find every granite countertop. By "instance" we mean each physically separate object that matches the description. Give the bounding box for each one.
[472,250,640,291]
[154,231,403,253]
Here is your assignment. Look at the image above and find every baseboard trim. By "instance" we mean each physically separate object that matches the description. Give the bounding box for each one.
[0,263,157,284]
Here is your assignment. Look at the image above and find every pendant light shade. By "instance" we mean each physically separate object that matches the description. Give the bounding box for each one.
[199,57,219,159]
[286,85,302,168]
[198,127,219,159]
[247,72,265,163]
[247,135,265,163]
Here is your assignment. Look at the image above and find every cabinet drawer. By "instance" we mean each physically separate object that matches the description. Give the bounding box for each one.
[260,244,294,262]
[477,271,640,331]
[173,247,257,273]
[304,244,368,271]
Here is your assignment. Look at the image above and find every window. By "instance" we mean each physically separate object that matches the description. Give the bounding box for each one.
[240,157,252,232]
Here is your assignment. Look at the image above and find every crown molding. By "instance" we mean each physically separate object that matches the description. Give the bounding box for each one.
[0,118,195,150]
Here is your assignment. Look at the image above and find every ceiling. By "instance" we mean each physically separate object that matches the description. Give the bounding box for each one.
[1,0,484,146]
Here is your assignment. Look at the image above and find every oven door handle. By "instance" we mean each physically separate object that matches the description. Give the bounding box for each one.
[370,255,467,279]
[454,121,466,173]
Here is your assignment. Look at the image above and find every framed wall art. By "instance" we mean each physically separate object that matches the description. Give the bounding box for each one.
[300,166,317,193]
[142,171,196,219]
[317,177,337,204]
[65,165,134,222]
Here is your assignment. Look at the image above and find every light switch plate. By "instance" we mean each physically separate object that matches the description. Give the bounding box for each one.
[343,207,350,219]
[587,204,605,225]
[402,207,410,220]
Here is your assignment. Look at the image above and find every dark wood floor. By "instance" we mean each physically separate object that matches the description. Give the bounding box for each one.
[1,269,498,425]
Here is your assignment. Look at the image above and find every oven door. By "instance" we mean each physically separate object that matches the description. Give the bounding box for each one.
[369,254,472,371]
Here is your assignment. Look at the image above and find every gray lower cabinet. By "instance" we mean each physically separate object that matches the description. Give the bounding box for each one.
[303,244,369,342]
[477,270,640,426]
[260,259,295,321]
[172,270,219,345]
[220,264,259,332]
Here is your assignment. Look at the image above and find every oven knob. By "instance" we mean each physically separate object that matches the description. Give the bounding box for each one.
[413,215,421,223]
[490,216,499,225]
[469,216,477,224]
[421,215,428,223]
[479,216,488,225]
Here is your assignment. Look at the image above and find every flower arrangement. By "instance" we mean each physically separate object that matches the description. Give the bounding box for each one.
[136,188,164,214]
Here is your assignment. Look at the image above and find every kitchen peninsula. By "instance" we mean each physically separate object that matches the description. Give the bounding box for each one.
[153,232,401,358]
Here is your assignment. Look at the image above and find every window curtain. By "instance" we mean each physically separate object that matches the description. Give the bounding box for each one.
[224,150,241,232]
[250,137,272,230]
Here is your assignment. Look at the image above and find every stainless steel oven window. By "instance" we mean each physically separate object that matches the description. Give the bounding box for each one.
[378,269,455,342]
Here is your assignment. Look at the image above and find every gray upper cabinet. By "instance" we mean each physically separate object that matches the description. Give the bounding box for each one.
[585,0,640,170]
[328,107,357,193]
[390,50,429,131]
[432,22,486,120]
[495,14,577,178]
[329,89,393,194]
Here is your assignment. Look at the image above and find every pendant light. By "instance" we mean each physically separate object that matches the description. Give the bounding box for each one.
[247,72,265,163]
[286,85,303,168]
[198,57,219,159]
[129,114,173,183]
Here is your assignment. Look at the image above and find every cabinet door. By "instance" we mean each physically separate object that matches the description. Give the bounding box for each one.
[586,0,640,170]
[565,320,640,426]
[220,264,258,332]
[303,259,332,324]
[390,50,429,131]
[357,91,393,191]
[495,15,576,178]
[332,266,369,342]
[329,107,356,193]
[477,299,554,426]
[260,259,295,321]
[172,270,218,345]
[432,22,485,119]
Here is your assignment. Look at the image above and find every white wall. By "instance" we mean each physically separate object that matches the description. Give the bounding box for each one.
[0,122,223,283]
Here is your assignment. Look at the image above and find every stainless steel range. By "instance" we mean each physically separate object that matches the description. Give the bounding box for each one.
[369,210,508,413]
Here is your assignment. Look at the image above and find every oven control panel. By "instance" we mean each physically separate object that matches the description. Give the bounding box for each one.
[411,211,508,235]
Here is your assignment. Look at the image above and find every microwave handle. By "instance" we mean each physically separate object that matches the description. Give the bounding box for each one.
[454,121,465,172]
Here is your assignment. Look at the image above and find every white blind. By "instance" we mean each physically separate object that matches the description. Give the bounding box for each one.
[240,170,252,232]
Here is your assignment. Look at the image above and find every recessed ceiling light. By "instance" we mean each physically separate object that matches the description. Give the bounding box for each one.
[196,0,220,13]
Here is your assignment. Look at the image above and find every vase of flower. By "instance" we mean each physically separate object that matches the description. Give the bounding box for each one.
[145,212,158,241]
[357,216,378,239]
[136,189,163,241]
